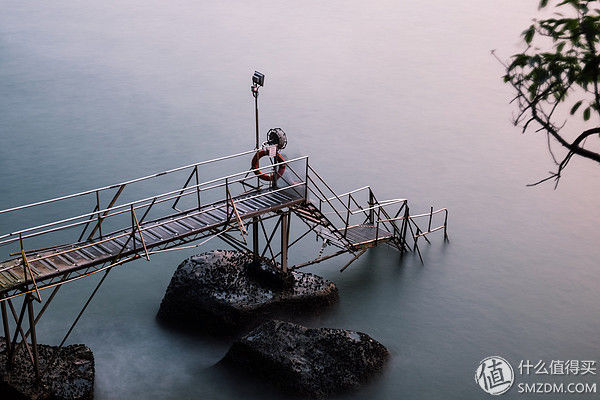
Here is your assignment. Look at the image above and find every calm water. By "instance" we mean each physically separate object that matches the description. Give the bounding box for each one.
[1,1,600,399]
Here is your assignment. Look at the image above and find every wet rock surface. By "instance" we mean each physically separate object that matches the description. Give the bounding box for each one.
[157,250,338,333]
[221,320,388,398]
[0,338,94,400]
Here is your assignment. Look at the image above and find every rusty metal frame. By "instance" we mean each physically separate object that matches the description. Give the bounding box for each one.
[0,148,449,384]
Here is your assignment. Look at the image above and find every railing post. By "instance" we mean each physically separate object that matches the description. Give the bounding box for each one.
[95,190,102,238]
[172,168,197,211]
[252,217,259,260]
[88,184,125,240]
[225,178,230,219]
[368,189,374,224]
[402,206,409,251]
[375,208,380,245]
[271,156,277,190]
[195,166,201,210]
[19,233,27,280]
[304,159,309,202]
[428,206,433,232]
[344,195,351,237]
[130,205,136,251]
[280,210,290,272]
[19,234,41,302]
[443,210,448,241]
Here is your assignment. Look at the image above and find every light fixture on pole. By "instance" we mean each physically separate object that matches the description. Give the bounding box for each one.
[251,71,265,149]
[250,71,265,260]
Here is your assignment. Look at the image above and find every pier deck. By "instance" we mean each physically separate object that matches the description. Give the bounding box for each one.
[0,148,448,388]
[0,187,303,294]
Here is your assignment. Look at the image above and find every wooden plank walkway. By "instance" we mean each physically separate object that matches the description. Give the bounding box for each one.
[0,188,304,294]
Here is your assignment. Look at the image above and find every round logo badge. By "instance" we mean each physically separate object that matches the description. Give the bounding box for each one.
[475,356,514,395]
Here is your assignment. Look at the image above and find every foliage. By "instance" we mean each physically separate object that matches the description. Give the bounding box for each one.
[498,0,600,186]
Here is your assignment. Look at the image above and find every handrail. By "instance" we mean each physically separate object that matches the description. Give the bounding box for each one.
[378,207,448,243]
[321,198,408,216]
[307,165,351,213]
[378,208,448,223]
[0,149,258,215]
[306,176,348,229]
[305,165,408,236]
[324,186,370,201]
[0,176,292,246]
[0,156,308,243]
[21,180,307,265]
[303,165,413,249]
[350,198,407,215]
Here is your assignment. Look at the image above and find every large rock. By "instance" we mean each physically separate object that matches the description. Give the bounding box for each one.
[0,338,94,400]
[221,320,388,398]
[157,250,338,333]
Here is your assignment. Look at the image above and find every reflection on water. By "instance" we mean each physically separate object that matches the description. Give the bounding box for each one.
[1,1,600,399]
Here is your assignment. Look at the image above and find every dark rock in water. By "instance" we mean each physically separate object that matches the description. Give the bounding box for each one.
[221,320,388,398]
[157,250,338,333]
[246,259,294,290]
[0,338,94,400]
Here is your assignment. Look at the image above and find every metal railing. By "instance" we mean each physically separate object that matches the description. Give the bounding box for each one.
[380,207,449,240]
[298,164,448,257]
[0,146,447,274]
[302,166,408,247]
[0,151,309,263]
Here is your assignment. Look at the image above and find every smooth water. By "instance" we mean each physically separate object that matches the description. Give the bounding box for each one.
[1,1,600,399]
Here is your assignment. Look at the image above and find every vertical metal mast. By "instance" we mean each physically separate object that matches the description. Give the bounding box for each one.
[251,71,264,258]
[251,71,264,149]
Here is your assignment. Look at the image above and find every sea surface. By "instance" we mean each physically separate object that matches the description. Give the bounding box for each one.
[1,1,600,399]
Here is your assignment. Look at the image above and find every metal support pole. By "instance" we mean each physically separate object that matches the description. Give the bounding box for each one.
[340,249,367,272]
[26,294,40,382]
[304,159,309,201]
[368,189,374,224]
[443,211,449,241]
[225,178,230,219]
[281,210,290,272]
[402,206,410,253]
[345,195,352,231]
[1,299,11,365]
[428,206,433,232]
[96,190,102,238]
[252,217,259,259]
[130,205,136,251]
[271,158,277,190]
[59,269,110,350]
[41,267,112,377]
[88,184,125,240]
[194,166,201,210]
[253,86,260,149]
[8,299,27,364]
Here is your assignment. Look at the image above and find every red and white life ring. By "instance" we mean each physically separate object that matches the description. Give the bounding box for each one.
[251,149,286,181]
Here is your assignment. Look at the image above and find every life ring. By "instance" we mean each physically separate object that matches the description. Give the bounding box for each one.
[251,149,286,181]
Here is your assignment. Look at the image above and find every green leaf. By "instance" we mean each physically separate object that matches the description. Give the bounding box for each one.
[524,26,535,44]
[570,100,583,114]
[556,42,566,52]
[539,0,549,8]
[508,54,529,70]
[583,107,591,121]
